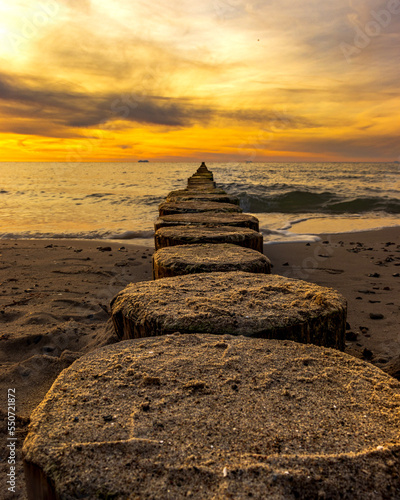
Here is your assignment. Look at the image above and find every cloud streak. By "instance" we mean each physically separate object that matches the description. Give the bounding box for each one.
[0,70,316,138]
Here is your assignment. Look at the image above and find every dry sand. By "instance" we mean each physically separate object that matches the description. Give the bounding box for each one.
[0,239,153,500]
[1,226,399,498]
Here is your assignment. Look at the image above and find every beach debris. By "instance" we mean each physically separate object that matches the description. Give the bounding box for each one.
[96,246,112,252]
[367,273,380,278]
[362,348,373,360]
[370,313,384,320]
[346,331,358,341]
[98,303,110,316]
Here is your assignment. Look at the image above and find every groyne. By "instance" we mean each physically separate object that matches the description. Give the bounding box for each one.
[22,163,400,500]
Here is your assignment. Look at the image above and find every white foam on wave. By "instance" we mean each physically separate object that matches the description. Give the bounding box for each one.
[259,212,400,244]
[261,227,321,245]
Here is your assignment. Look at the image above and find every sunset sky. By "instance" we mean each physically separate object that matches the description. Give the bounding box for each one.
[0,0,399,162]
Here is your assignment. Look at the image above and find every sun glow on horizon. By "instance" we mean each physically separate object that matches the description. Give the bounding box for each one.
[0,0,399,162]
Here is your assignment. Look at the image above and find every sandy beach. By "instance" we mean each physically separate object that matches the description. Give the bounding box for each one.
[1,227,399,499]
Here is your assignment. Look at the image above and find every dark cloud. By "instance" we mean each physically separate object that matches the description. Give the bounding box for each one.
[222,109,317,128]
[0,71,315,137]
[0,72,213,133]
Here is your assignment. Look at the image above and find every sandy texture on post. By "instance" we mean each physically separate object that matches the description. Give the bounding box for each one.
[111,271,347,349]
[153,243,271,279]
[154,225,263,252]
[23,334,400,500]
[158,201,242,216]
[154,212,260,232]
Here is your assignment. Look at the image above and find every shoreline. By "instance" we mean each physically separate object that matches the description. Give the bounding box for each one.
[2,214,399,246]
[0,228,399,499]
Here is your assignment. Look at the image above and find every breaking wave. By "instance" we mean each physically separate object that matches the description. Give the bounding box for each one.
[237,190,400,214]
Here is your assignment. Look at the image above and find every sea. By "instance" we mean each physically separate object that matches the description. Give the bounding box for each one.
[1,162,399,245]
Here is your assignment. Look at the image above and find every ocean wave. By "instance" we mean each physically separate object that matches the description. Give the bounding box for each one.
[238,190,400,214]
[109,230,154,239]
[84,193,114,199]
[135,196,165,206]
[220,182,293,193]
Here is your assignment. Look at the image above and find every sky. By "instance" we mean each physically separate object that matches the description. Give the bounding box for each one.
[0,0,399,162]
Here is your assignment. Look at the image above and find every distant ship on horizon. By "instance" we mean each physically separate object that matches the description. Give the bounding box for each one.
[138,159,149,163]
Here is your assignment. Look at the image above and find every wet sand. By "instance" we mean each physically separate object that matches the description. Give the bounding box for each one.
[1,227,399,499]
